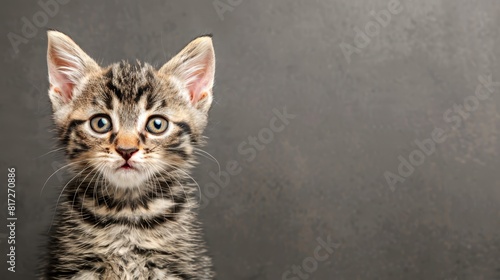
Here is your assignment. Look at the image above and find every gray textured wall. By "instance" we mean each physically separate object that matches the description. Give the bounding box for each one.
[1,0,500,279]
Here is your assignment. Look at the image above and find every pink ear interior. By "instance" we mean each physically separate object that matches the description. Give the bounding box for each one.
[48,46,82,103]
[187,67,211,104]
[47,31,98,105]
[51,85,72,103]
[48,59,76,103]
[160,36,215,106]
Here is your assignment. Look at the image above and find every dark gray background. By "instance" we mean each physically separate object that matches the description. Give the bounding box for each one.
[1,0,500,279]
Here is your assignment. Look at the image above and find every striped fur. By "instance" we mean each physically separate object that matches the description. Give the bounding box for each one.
[41,31,215,279]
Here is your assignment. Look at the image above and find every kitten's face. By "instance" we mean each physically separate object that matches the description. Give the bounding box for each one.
[47,31,215,188]
[60,63,201,188]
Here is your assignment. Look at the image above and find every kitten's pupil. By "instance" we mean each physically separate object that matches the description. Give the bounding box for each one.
[98,118,108,128]
[153,119,162,129]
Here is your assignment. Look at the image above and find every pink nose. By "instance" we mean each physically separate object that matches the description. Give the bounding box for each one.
[116,147,138,160]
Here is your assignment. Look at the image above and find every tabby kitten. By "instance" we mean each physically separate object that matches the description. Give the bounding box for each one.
[41,31,216,279]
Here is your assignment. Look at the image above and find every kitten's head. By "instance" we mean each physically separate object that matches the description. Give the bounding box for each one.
[46,30,215,188]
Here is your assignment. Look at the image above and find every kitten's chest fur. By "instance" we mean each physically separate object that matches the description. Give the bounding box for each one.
[42,181,213,280]
[87,226,171,279]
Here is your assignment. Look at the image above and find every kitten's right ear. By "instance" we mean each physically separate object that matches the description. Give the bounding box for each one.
[47,30,99,111]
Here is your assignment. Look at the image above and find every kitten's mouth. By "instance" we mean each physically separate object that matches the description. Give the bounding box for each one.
[119,163,134,170]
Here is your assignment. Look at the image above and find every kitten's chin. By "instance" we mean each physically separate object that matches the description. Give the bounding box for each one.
[104,168,149,188]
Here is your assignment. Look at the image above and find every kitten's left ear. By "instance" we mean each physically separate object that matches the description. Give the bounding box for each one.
[47,30,100,111]
[160,35,215,113]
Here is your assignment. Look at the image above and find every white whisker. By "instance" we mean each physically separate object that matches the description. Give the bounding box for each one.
[47,163,92,233]
[40,160,86,196]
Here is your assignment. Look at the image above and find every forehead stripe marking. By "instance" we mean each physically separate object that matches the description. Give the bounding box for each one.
[103,92,114,110]
[145,93,156,111]
[134,84,151,103]
[107,80,123,101]
[104,69,124,101]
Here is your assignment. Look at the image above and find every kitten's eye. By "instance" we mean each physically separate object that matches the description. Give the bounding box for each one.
[146,116,169,135]
[90,115,112,133]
